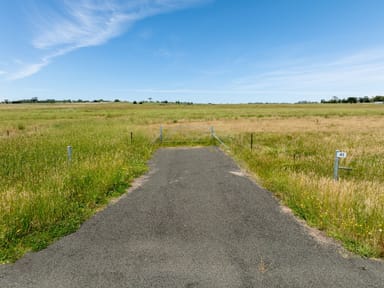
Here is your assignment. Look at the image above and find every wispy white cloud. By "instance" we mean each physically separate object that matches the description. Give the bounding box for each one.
[7,0,208,80]
[9,62,49,80]
[231,48,384,100]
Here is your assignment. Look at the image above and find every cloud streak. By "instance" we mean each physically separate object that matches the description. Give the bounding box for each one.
[231,48,384,100]
[6,0,207,80]
[112,48,384,103]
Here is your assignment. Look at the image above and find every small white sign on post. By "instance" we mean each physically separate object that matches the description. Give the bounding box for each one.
[336,151,347,158]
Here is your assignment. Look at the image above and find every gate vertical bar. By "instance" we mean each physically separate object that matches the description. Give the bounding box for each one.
[210,126,215,145]
[251,133,253,151]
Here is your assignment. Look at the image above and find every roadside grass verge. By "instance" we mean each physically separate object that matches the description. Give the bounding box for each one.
[228,128,384,257]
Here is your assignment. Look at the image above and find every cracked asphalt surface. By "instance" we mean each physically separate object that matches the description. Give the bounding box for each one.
[1,147,383,287]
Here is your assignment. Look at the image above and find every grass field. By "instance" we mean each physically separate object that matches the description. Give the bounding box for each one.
[0,103,383,262]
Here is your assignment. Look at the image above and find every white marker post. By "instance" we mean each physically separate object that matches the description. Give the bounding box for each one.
[334,150,347,181]
[67,145,73,163]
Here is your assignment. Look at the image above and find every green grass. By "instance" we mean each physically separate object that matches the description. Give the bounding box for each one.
[1,102,384,262]
[0,114,155,262]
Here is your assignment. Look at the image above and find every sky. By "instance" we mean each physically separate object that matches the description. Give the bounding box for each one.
[1,0,384,104]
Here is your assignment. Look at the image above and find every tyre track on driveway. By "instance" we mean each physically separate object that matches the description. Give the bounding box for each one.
[1,147,383,287]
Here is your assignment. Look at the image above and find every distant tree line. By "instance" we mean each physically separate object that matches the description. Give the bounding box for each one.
[7,95,384,105]
[1,97,194,105]
[2,97,82,104]
[321,95,384,104]
[1,97,125,104]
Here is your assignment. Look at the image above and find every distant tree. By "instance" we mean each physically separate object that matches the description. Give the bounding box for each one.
[133,101,137,104]
[329,96,338,103]
[361,96,371,103]
[114,99,120,102]
[346,97,357,103]
[373,95,384,102]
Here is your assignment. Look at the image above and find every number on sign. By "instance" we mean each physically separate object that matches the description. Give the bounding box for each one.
[336,151,347,158]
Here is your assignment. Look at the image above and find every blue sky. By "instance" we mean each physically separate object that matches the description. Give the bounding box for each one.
[1,0,384,103]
